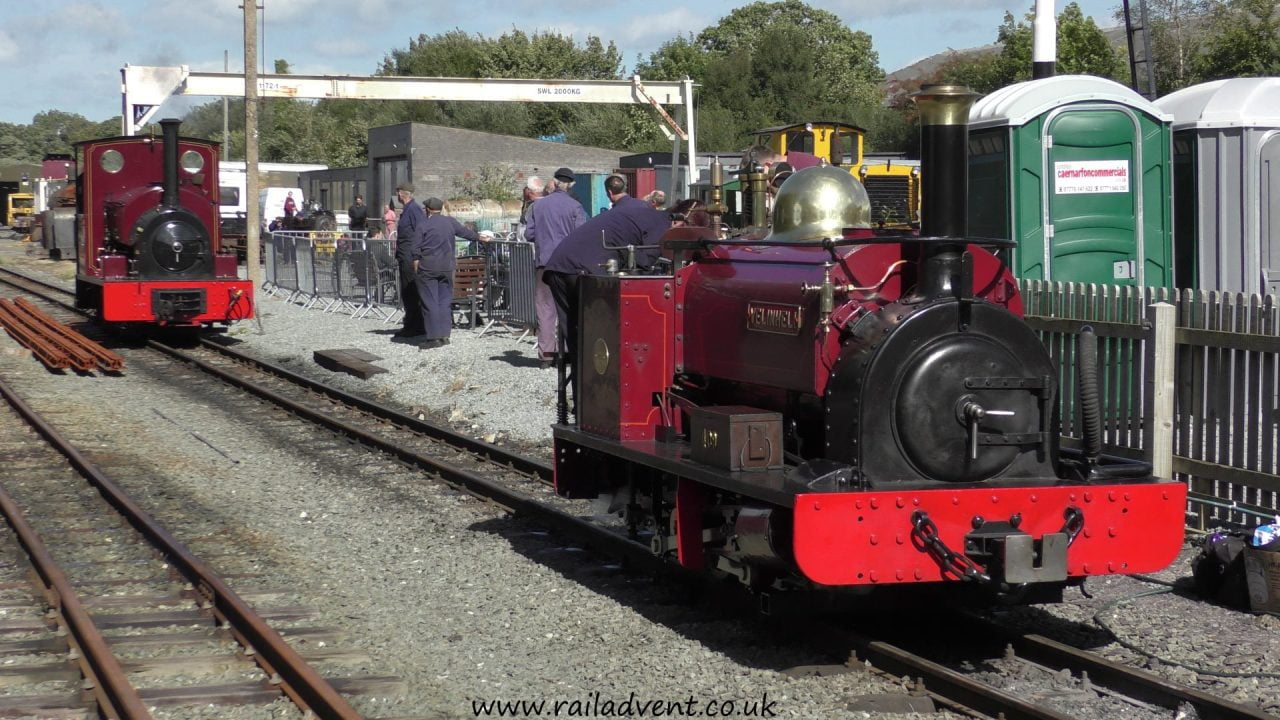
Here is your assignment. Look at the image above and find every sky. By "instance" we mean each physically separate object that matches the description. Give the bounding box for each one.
[0,0,1127,126]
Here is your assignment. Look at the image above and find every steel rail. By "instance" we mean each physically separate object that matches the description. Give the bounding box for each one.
[14,296,125,371]
[0,376,362,719]
[0,299,74,369]
[960,613,1274,720]
[0,413,153,718]
[0,266,552,481]
[0,298,99,371]
[820,626,1077,720]
[148,337,659,572]
[196,337,554,481]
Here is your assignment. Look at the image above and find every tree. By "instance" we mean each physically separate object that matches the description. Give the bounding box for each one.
[941,3,1127,94]
[1123,0,1211,95]
[634,1,888,151]
[696,0,883,104]
[451,164,519,201]
[1195,0,1280,79]
[379,29,625,141]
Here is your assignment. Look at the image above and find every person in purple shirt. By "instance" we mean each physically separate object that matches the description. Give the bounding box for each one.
[542,174,672,400]
[524,167,586,366]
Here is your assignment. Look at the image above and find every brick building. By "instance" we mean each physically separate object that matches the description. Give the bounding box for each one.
[365,123,625,207]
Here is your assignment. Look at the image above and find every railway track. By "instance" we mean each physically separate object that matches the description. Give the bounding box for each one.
[0,376,383,718]
[1,266,1271,720]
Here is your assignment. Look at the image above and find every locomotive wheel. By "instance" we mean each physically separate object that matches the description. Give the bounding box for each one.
[313,214,337,232]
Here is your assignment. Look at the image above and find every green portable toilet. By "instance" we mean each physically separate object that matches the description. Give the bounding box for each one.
[968,75,1174,287]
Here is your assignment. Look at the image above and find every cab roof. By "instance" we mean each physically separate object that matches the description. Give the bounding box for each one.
[751,121,866,135]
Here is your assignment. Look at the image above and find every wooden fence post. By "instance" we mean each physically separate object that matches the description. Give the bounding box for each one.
[1144,302,1176,479]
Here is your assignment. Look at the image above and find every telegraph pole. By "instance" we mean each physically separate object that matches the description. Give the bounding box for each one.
[222,50,229,160]
[243,2,261,288]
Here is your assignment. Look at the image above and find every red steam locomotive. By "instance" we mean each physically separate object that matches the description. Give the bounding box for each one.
[74,119,252,326]
[553,86,1186,598]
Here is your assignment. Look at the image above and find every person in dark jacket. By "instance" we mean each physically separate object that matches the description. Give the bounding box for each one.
[393,183,427,340]
[542,174,671,393]
[347,195,368,231]
[414,197,479,348]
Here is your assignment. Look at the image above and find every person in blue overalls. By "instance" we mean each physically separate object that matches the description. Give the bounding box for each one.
[414,197,478,349]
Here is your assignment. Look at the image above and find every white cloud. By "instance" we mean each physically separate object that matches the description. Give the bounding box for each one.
[0,30,17,63]
[309,37,368,58]
[826,0,1013,19]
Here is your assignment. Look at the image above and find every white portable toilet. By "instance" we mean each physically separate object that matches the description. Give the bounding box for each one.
[1155,78,1280,295]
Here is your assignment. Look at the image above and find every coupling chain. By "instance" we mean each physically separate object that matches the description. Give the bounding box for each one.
[1061,506,1084,545]
[910,510,992,583]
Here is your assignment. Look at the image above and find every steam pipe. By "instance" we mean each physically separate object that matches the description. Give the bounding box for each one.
[1033,0,1057,79]
[911,85,979,299]
[747,166,769,228]
[160,118,181,208]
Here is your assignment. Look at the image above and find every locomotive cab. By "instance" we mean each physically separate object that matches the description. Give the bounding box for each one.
[552,86,1186,597]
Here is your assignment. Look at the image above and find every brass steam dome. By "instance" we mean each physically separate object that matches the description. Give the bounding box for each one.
[767,165,871,244]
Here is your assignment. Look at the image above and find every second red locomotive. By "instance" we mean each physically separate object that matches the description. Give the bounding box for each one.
[74,119,252,326]
[553,86,1186,598]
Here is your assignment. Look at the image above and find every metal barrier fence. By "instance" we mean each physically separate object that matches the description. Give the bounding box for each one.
[479,239,538,332]
[262,230,538,332]
[1020,280,1280,529]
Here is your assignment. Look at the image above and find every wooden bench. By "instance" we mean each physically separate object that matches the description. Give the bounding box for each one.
[452,256,487,328]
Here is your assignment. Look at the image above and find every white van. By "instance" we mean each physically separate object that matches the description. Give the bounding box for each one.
[259,187,304,228]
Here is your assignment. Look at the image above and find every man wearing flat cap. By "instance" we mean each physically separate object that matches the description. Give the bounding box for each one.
[412,195,479,349]
[393,182,427,340]
[523,167,585,366]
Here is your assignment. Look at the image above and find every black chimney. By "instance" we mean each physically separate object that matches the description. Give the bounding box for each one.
[160,118,181,208]
[911,85,979,300]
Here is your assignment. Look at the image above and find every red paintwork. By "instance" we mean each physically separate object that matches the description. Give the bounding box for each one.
[614,168,657,201]
[42,157,71,180]
[675,478,706,570]
[680,242,1022,397]
[75,133,251,325]
[96,280,254,324]
[613,277,676,442]
[791,481,1187,586]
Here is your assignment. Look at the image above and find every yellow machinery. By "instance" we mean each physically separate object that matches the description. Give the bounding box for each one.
[6,193,34,234]
[749,122,922,230]
[751,121,865,173]
[859,155,921,230]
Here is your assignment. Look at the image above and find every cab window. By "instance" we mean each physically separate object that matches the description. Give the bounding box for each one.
[785,130,814,154]
[831,132,856,167]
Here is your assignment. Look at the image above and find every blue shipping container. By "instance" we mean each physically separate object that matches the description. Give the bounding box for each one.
[571,173,610,217]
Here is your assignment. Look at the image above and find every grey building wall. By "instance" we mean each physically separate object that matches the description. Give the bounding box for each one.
[367,122,624,205]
